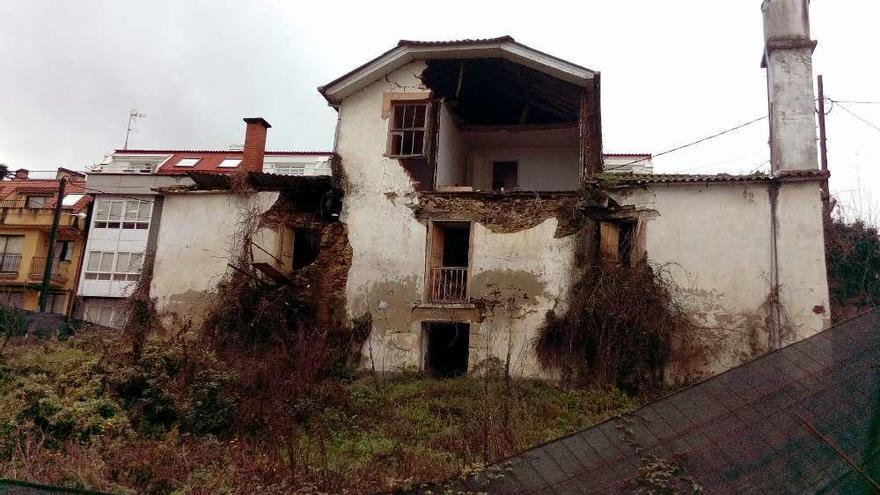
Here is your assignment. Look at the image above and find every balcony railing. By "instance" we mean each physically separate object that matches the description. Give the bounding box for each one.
[0,199,26,208]
[0,254,22,275]
[29,257,69,283]
[427,267,469,303]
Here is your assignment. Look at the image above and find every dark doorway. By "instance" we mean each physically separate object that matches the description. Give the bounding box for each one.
[442,225,470,267]
[425,322,469,377]
[293,227,320,269]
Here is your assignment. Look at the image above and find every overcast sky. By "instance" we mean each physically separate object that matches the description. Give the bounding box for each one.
[1,1,877,217]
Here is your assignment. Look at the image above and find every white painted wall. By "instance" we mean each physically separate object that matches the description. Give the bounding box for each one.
[435,101,467,187]
[150,191,279,323]
[613,180,830,372]
[470,146,579,191]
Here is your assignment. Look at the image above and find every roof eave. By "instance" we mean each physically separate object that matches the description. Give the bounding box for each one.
[319,39,596,105]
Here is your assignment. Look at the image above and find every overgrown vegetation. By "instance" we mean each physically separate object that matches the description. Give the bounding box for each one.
[0,328,637,494]
[535,263,704,392]
[826,217,880,322]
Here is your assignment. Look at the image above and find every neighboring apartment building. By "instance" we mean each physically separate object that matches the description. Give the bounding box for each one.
[317,1,828,378]
[78,119,332,327]
[0,168,90,315]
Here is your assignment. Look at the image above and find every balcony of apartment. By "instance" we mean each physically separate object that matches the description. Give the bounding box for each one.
[424,221,472,305]
[28,257,69,288]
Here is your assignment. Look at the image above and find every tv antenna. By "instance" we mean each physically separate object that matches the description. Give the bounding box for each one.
[123,109,147,150]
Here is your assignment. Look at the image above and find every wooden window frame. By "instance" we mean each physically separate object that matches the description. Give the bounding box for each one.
[387,101,429,159]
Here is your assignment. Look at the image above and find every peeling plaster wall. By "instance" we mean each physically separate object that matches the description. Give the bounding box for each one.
[612,180,829,372]
[151,191,280,324]
[468,220,577,376]
[775,182,830,340]
[336,61,578,376]
[335,59,829,379]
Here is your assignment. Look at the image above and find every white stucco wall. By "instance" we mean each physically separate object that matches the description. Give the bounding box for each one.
[435,101,467,187]
[613,180,830,372]
[470,146,579,191]
[151,191,279,323]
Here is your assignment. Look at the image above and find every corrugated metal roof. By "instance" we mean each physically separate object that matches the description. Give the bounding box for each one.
[409,308,880,494]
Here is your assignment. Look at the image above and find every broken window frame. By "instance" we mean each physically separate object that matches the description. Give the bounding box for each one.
[387,101,429,158]
[599,219,639,267]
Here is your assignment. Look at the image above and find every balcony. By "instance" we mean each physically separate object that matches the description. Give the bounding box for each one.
[427,267,469,303]
[29,257,69,286]
[0,199,26,208]
[0,254,22,278]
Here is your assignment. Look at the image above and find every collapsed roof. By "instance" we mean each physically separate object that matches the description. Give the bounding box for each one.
[318,36,597,107]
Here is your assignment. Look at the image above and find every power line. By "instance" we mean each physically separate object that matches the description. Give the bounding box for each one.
[604,115,768,172]
[831,100,880,134]
[831,100,880,105]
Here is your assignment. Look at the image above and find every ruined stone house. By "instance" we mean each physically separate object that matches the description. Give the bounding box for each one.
[108,0,829,381]
[319,0,829,378]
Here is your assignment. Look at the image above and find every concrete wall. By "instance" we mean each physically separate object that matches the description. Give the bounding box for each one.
[150,191,279,323]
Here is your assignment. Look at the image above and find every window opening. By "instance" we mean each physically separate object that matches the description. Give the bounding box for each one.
[492,161,518,191]
[293,227,320,269]
[388,103,428,157]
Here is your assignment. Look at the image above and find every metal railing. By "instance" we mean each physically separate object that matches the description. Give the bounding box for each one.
[0,254,21,274]
[0,199,26,208]
[29,257,68,281]
[427,266,469,303]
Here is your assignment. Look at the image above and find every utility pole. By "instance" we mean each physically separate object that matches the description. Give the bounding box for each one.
[817,75,831,223]
[39,177,65,312]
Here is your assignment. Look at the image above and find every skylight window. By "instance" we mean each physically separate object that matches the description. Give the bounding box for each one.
[218,159,242,168]
[176,158,201,167]
[61,194,85,207]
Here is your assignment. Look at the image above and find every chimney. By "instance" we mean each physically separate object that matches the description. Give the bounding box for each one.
[14,169,28,180]
[762,0,819,173]
[241,117,271,173]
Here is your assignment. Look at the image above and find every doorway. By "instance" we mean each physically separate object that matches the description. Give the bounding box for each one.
[424,322,469,377]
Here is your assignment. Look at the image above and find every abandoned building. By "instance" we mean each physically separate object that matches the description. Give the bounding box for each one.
[320,1,828,378]
[77,119,332,327]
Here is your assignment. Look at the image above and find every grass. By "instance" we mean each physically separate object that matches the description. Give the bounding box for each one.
[0,328,639,494]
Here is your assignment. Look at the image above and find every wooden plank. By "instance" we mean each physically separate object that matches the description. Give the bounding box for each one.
[600,222,620,264]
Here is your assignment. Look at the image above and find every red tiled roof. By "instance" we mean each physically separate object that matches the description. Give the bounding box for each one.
[603,169,828,186]
[397,36,515,47]
[110,150,334,176]
[115,149,334,155]
[0,176,90,212]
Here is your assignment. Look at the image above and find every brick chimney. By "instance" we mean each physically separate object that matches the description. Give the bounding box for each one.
[14,169,28,180]
[241,117,271,173]
[762,0,819,173]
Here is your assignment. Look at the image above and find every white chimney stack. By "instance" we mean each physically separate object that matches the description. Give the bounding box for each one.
[762,0,819,173]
